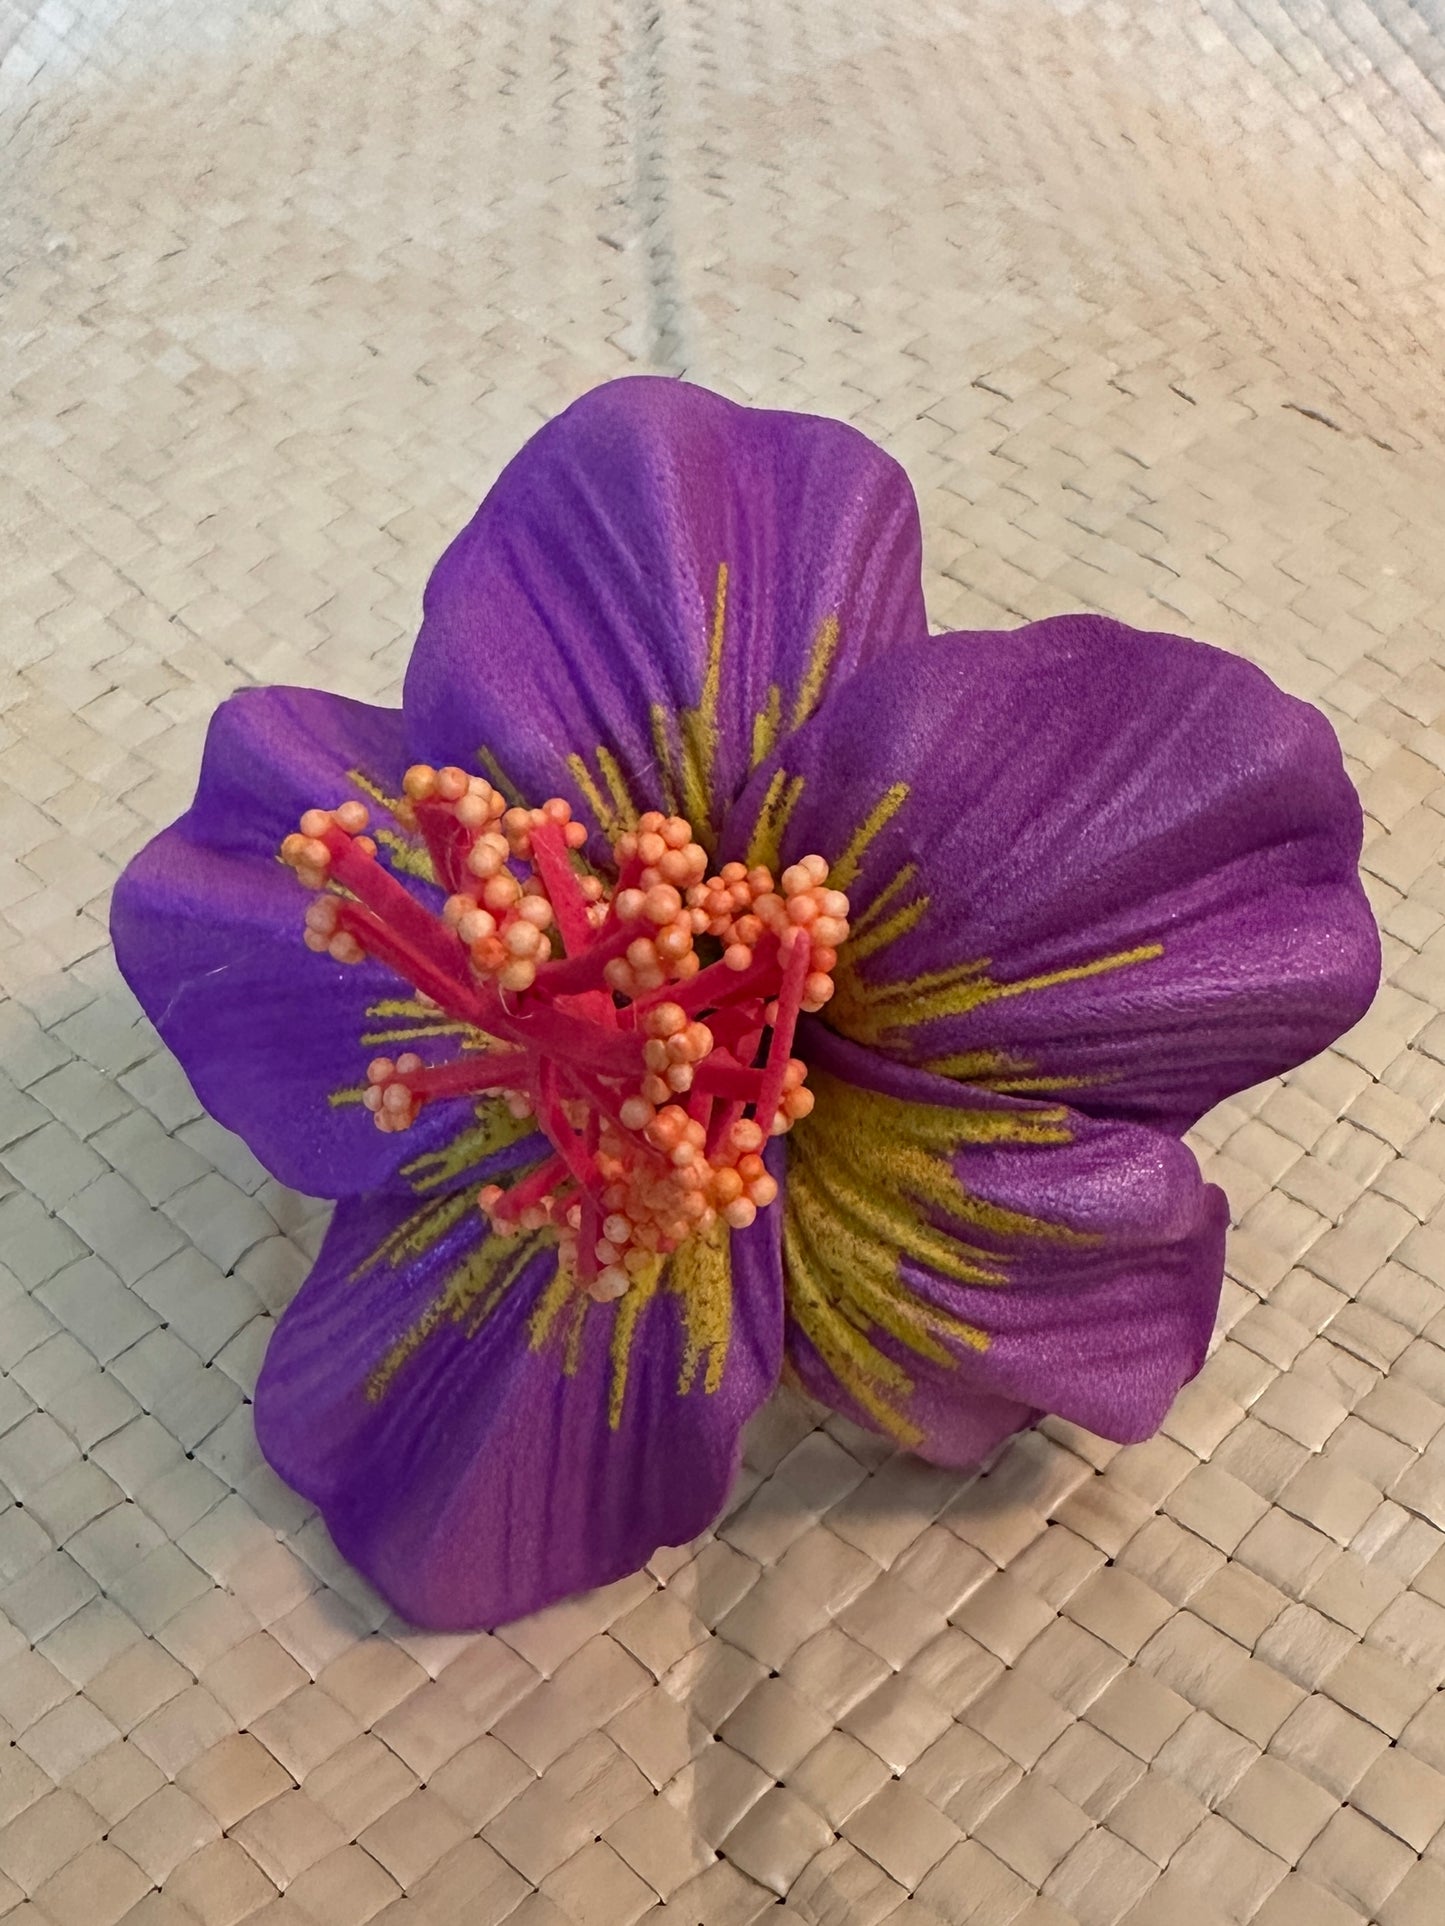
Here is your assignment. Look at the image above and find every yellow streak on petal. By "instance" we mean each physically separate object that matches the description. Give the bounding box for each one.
[840,946,1168,1055]
[839,905,937,983]
[849,862,920,938]
[831,858,1166,1061]
[401,1106,540,1194]
[529,1275,591,1379]
[328,1085,367,1108]
[359,997,486,1049]
[669,1218,732,1397]
[337,774,434,881]
[828,782,910,892]
[360,1021,475,1046]
[573,575,836,847]
[924,1047,1098,1094]
[678,563,730,835]
[565,752,617,837]
[750,684,782,771]
[364,1231,544,1403]
[365,998,453,1021]
[535,1226,736,1431]
[868,942,1165,1018]
[529,1263,576,1352]
[350,1189,477,1284]
[563,1291,589,1377]
[649,706,682,814]
[829,876,933,1029]
[790,612,841,731]
[608,1257,664,1429]
[783,1223,924,1449]
[595,747,640,832]
[477,749,524,807]
[782,1068,1095,1443]
[374,828,437,884]
[745,769,806,873]
[344,768,405,816]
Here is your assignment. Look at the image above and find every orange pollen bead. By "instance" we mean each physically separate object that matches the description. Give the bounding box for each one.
[281,782,849,1299]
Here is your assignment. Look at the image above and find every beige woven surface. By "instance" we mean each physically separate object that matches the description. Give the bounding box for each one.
[4,2,1445,1921]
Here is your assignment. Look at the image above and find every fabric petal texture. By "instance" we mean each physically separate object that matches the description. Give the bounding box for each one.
[782,1034,1228,1464]
[253,1178,784,1629]
[109,382,1379,1630]
[729,614,1379,1135]
[109,685,512,1199]
[405,376,928,844]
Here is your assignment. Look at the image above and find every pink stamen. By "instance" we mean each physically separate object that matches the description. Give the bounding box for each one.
[533,918,638,998]
[640,936,782,1019]
[281,791,848,1300]
[412,800,476,898]
[538,1062,601,1194]
[323,829,473,988]
[558,1063,671,1167]
[754,931,810,1138]
[705,1006,766,1056]
[577,1113,603,1286]
[692,1052,765,1101]
[392,1052,531,1101]
[529,819,595,958]
[502,1003,640,1078]
[493,1153,568,1222]
[334,902,487,1025]
[706,1099,747,1162]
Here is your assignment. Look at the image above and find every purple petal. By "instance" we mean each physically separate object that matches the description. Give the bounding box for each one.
[405,377,926,842]
[110,685,525,1199]
[729,615,1378,1133]
[253,1184,784,1629]
[783,1034,1228,1464]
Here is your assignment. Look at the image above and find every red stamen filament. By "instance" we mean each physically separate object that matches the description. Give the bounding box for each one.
[281,783,846,1300]
[754,928,812,1139]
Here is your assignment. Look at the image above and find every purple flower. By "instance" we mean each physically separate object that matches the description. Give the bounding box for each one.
[111,377,1379,1629]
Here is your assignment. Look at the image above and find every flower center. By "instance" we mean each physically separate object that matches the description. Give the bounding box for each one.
[281,767,849,1301]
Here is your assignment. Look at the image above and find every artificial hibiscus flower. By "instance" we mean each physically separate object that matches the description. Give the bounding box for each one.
[111,377,1378,1629]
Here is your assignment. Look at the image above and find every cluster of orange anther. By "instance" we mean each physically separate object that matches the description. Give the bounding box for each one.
[281,803,378,964]
[362,1051,425,1131]
[593,1103,779,1296]
[281,776,848,1302]
[410,768,590,995]
[281,800,378,882]
[688,854,849,1013]
[599,813,712,997]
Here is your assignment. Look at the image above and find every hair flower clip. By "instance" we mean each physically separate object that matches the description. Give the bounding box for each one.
[112,377,1378,1628]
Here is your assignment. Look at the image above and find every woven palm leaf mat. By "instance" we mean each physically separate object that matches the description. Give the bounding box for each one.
[4,2,1445,1922]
